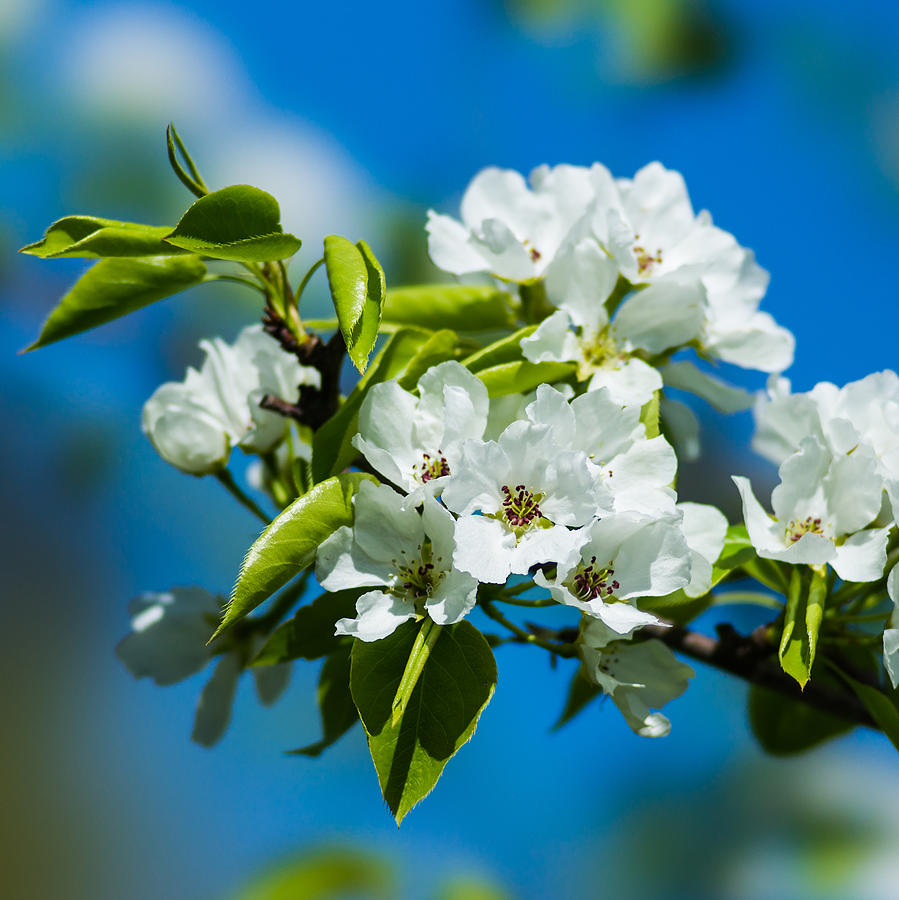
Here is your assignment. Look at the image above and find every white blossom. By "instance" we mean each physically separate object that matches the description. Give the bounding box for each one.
[678,501,729,597]
[353,361,488,502]
[884,565,899,689]
[599,161,794,373]
[116,587,289,747]
[733,436,889,581]
[534,511,692,633]
[426,164,599,283]
[523,384,677,516]
[580,618,694,737]
[315,481,479,641]
[441,420,601,583]
[521,236,706,405]
[143,324,319,475]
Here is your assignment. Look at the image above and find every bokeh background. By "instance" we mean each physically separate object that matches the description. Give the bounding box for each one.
[3,1,899,898]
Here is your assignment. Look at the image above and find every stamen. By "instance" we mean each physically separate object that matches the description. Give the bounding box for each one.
[568,555,620,602]
[414,450,451,483]
[785,515,825,544]
[500,483,545,528]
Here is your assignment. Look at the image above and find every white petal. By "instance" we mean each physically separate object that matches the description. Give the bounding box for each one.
[732,475,790,557]
[511,525,589,576]
[426,569,479,625]
[425,211,487,275]
[824,448,884,536]
[588,358,662,406]
[678,502,728,597]
[452,515,516,583]
[831,527,890,583]
[315,525,394,592]
[335,590,416,642]
[596,602,661,635]
[353,481,425,563]
[612,278,706,354]
[191,652,241,747]
[884,629,899,689]
[706,311,795,373]
[520,310,579,364]
[354,381,420,489]
[544,238,615,333]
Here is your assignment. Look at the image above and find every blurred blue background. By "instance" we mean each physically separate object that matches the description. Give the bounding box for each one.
[3,1,899,898]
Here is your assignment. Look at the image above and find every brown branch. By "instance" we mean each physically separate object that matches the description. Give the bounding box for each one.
[643,622,877,729]
[532,621,877,729]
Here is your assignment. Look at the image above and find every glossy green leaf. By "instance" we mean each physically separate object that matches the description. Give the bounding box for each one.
[748,684,853,755]
[20,216,185,259]
[475,360,575,397]
[396,328,460,390]
[26,255,207,351]
[164,184,301,261]
[252,589,361,666]
[462,325,536,372]
[310,328,432,482]
[829,665,899,751]
[351,620,496,824]
[217,473,375,639]
[323,236,385,374]
[227,847,393,900]
[779,568,827,689]
[289,644,359,758]
[383,284,514,332]
[552,666,601,730]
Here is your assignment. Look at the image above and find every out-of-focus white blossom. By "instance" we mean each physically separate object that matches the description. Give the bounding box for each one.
[580,618,694,737]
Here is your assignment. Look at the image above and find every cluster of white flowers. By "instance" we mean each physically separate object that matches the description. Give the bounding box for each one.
[749,372,899,681]
[427,162,794,406]
[128,160,899,747]
[142,324,319,475]
[315,360,726,735]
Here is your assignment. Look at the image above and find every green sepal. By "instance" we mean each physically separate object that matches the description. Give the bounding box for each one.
[552,665,601,730]
[475,360,575,397]
[25,255,207,351]
[351,619,497,824]
[310,328,444,483]
[323,235,385,373]
[215,473,376,639]
[288,643,359,758]
[748,683,854,755]
[779,567,827,689]
[462,325,537,372]
[20,216,185,259]
[382,284,514,332]
[252,589,362,665]
[164,185,302,261]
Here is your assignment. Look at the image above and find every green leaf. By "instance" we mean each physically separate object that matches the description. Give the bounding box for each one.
[462,325,537,372]
[748,684,853,755]
[475,360,575,397]
[252,589,361,665]
[310,328,433,482]
[828,665,899,751]
[351,620,497,824]
[640,392,660,439]
[396,328,460,390]
[552,666,601,730]
[166,123,208,199]
[383,284,514,332]
[164,185,301,261]
[227,847,393,900]
[390,618,443,727]
[779,568,827,689]
[26,255,207,351]
[289,644,359,758]
[324,235,385,374]
[20,216,185,259]
[217,473,375,639]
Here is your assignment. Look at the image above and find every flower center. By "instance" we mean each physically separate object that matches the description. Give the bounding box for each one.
[522,239,541,263]
[632,235,663,276]
[568,555,620,602]
[785,516,825,544]
[392,543,445,602]
[414,450,450,483]
[500,484,544,529]
[577,327,627,381]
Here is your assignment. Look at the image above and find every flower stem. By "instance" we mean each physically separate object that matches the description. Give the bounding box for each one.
[295,257,325,304]
[479,597,576,657]
[711,591,783,611]
[215,470,271,525]
[202,273,268,295]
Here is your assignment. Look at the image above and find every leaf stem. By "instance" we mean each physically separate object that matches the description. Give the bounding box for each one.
[295,256,325,303]
[494,595,557,608]
[215,470,271,525]
[478,597,576,657]
[711,591,783,611]
[202,273,268,295]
